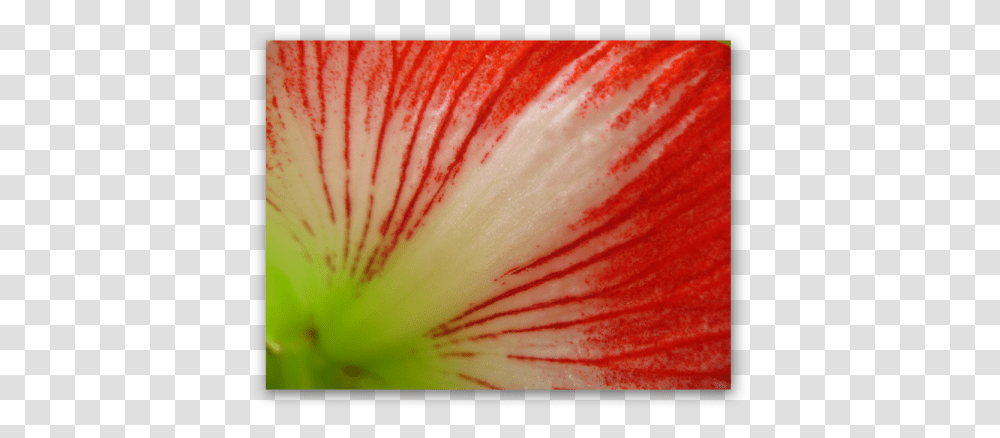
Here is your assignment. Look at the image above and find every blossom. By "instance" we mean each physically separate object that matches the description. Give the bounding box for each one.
[266,40,730,389]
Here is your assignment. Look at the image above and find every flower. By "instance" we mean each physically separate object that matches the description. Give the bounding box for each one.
[265,40,731,390]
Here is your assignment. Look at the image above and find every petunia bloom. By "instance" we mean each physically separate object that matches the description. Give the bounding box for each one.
[265,40,730,390]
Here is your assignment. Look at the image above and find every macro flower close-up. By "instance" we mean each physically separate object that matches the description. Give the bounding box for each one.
[265,40,731,390]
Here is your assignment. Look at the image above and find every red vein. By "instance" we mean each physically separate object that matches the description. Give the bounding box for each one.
[297,41,308,119]
[317,133,337,226]
[342,43,356,266]
[456,373,502,390]
[439,352,478,358]
[266,198,281,213]
[315,41,328,134]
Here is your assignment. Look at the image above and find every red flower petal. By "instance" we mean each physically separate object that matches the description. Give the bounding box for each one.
[266,41,730,389]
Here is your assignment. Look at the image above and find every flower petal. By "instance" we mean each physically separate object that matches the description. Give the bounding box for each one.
[267,41,730,389]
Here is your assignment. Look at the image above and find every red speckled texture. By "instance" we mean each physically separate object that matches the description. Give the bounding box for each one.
[267,41,730,389]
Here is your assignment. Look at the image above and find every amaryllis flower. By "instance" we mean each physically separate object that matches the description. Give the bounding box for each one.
[265,40,730,390]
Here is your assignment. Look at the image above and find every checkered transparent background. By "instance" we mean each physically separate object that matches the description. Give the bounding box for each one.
[1,0,998,436]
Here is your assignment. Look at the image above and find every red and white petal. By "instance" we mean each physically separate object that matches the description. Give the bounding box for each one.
[267,41,730,389]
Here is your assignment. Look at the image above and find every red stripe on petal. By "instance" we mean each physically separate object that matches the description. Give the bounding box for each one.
[456,373,502,390]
